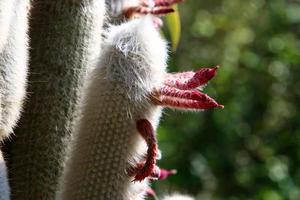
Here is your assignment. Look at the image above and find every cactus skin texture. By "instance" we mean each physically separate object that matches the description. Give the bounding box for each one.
[58,16,168,200]
[0,0,30,199]
[5,0,105,199]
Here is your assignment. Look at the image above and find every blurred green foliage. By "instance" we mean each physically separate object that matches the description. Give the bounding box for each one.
[155,0,300,200]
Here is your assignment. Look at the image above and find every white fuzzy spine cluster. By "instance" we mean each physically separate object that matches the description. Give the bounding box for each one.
[0,0,14,51]
[0,0,29,140]
[162,194,195,200]
[0,0,29,199]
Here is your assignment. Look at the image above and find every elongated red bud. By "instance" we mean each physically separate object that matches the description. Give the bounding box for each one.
[150,7,175,15]
[159,168,177,180]
[191,65,219,88]
[163,65,220,90]
[124,5,174,19]
[154,0,185,7]
[132,119,158,182]
[146,187,157,198]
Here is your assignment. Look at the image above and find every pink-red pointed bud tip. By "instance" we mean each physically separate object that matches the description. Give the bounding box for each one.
[152,17,164,28]
[152,7,175,15]
[133,166,157,181]
[159,169,177,180]
[192,65,220,86]
[146,187,156,197]
[148,165,161,181]
[218,104,224,109]
[207,65,219,79]
[168,8,175,13]
[154,0,185,7]
[209,100,223,109]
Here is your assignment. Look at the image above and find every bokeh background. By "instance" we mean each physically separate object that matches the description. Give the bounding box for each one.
[154,0,300,199]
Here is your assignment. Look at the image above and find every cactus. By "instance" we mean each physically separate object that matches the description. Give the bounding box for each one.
[0,0,30,199]
[0,0,29,141]
[5,0,105,199]
[58,9,221,200]
[57,16,168,200]
[0,1,221,199]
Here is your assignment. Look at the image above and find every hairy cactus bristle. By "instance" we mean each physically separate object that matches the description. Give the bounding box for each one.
[5,1,105,199]
[0,0,30,199]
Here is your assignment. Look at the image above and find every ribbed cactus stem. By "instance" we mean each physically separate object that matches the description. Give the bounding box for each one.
[6,1,105,199]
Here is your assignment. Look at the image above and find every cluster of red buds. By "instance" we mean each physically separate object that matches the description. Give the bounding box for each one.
[123,0,184,27]
[129,65,223,180]
[145,168,178,199]
[122,0,223,198]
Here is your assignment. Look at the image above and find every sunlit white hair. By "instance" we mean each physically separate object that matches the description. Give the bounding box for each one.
[0,0,14,51]
[162,194,195,200]
[0,0,29,199]
[0,0,29,141]
[102,15,168,104]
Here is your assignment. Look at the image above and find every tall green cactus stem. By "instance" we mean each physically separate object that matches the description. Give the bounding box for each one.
[7,1,105,199]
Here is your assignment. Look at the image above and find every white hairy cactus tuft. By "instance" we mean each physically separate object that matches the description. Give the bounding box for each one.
[0,0,29,141]
[59,16,168,199]
[0,0,30,199]
[0,0,14,51]
[162,194,195,200]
